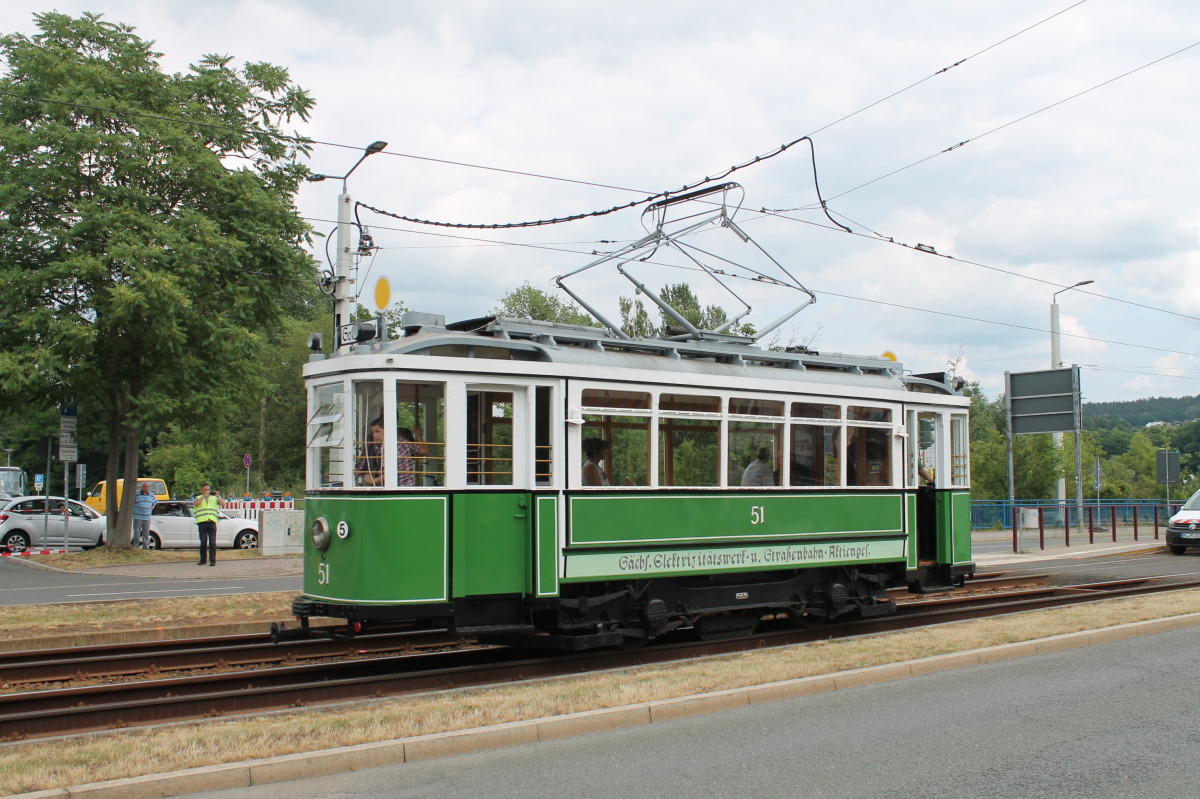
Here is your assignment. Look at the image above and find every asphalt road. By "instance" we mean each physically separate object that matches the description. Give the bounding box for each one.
[0,558,300,605]
[184,623,1200,799]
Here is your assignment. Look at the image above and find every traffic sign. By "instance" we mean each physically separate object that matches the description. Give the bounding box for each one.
[34,473,44,491]
[243,454,252,468]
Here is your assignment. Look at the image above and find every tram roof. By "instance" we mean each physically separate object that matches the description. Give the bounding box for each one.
[317,315,962,396]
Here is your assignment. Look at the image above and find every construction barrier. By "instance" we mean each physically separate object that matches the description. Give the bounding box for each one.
[219,499,296,520]
[1,550,70,556]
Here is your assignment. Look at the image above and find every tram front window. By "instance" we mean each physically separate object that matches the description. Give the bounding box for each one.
[308,382,345,488]
[353,380,384,487]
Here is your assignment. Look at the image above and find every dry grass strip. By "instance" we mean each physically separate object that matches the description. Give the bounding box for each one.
[0,593,295,641]
[3,589,1200,796]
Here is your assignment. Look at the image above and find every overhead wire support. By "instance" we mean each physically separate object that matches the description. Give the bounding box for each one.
[552,183,815,343]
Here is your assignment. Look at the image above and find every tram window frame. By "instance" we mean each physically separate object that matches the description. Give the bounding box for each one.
[789,422,840,486]
[910,410,940,488]
[307,381,346,489]
[581,414,650,487]
[582,388,651,411]
[352,380,385,487]
[728,397,784,488]
[844,404,896,488]
[658,392,722,487]
[466,389,515,487]
[395,380,446,488]
[950,413,969,487]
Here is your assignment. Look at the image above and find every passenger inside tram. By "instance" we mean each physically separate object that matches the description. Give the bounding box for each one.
[582,438,611,486]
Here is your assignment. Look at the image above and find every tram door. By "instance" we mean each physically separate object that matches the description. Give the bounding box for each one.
[452,385,531,598]
[912,410,942,564]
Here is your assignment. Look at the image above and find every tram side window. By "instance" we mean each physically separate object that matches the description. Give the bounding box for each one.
[790,423,840,486]
[396,381,445,487]
[846,406,893,487]
[950,414,969,487]
[790,402,840,487]
[353,380,384,487]
[729,398,783,487]
[467,390,513,486]
[658,392,720,487]
[846,426,892,486]
[582,415,649,487]
[308,382,345,488]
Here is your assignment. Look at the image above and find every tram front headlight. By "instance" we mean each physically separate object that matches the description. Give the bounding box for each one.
[311,516,331,551]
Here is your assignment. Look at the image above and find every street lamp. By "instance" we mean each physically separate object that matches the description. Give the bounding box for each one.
[1049,279,1093,526]
[1050,280,1094,369]
[307,140,388,353]
[2,448,11,466]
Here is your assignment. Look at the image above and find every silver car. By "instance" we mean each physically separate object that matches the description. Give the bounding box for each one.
[0,496,106,552]
[143,500,259,550]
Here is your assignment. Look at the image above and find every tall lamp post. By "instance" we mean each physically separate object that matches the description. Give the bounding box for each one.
[1050,279,1093,527]
[307,140,388,353]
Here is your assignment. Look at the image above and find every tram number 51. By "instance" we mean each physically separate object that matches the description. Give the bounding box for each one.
[317,562,330,585]
[750,505,766,525]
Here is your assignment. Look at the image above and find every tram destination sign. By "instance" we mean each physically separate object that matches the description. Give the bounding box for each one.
[1005,366,1081,435]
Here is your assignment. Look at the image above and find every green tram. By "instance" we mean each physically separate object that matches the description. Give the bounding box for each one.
[290,314,973,648]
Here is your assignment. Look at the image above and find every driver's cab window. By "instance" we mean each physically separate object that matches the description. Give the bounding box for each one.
[353,380,384,487]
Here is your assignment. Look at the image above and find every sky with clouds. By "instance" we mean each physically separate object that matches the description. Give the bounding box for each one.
[4,1,1198,403]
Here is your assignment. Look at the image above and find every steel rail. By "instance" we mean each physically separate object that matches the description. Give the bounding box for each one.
[0,628,461,686]
[3,577,1197,742]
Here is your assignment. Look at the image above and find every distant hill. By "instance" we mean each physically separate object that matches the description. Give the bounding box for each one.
[1084,395,1200,429]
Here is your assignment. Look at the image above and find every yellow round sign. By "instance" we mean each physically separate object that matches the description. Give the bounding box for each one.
[881,350,897,362]
[374,277,391,311]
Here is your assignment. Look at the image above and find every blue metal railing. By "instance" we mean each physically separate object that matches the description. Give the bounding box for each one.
[971,499,1183,530]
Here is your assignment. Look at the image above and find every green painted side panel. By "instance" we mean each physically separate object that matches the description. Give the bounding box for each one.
[304,495,448,604]
[906,493,918,569]
[569,492,904,545]
[452,493,530,597]
[535,496,559,597]
[951,490,972,564]
[935,490,973,564]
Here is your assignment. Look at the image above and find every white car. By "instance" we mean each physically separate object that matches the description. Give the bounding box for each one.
[0,496,106,552]
[143,500,260,550]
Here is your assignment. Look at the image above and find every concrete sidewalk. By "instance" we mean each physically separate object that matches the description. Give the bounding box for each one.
[972,528,1168,568]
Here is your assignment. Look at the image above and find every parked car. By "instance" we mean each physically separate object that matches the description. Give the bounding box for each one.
[142,500,259,550]
[0,496,106,552]
[1167,489,1200,554]
[84,478,170,513]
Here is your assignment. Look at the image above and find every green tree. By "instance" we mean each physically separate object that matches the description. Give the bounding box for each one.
[493,283,596,326]
[0,12,316,545]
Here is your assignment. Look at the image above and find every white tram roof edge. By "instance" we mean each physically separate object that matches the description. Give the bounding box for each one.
[306,315,965,399]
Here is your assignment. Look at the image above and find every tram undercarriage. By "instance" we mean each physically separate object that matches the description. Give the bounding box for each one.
[516,565,903,649]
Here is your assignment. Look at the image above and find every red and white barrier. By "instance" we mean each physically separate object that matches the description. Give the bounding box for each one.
[219,499,296,520]
[2,550,70,556]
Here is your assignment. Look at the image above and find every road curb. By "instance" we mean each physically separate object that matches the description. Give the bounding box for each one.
[11,610,1200,799]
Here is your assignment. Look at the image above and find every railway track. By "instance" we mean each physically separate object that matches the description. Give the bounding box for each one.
[0,628,463,687]
[3,575,1196,742]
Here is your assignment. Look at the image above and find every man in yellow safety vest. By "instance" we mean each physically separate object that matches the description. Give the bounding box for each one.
[193,484,221,566]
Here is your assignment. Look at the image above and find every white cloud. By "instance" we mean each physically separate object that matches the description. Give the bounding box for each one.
[4,0,1200,401]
